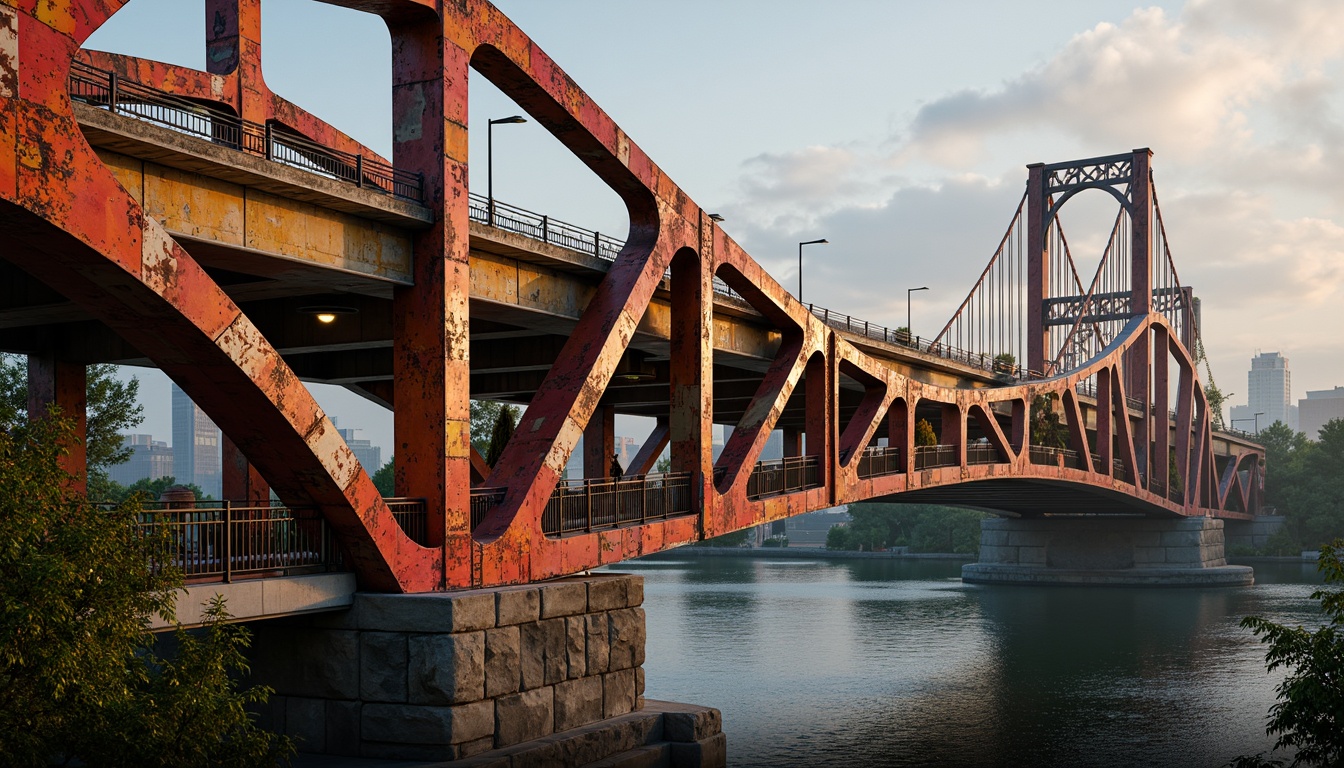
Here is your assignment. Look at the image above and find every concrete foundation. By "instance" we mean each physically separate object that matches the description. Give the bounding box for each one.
[962,517,1254,586]
[1224,515,1286,552]
[245,573,724,765]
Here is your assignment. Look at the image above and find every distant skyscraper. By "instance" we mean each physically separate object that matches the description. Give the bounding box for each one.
[1246,352,1295,432]
[337,426,383,473]
[1299,386,1344,440]
[171,383,221,497]
[108,433,174,487]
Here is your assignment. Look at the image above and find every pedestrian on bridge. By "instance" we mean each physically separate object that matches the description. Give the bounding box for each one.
[610,454,624,480]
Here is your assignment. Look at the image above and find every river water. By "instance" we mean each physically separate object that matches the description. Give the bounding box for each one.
[611,554,1325,768]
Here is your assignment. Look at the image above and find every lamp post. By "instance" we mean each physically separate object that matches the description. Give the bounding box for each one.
[797,238,828,302]
[1255,411,1264,434]
[907,286,929,343]
[488,115,527,225]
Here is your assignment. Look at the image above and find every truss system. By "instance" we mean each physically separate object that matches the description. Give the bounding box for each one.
[0,0,1263,592]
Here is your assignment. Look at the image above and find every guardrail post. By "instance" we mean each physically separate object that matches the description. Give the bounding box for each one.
[264,123,273,161]
[356,154,364,188]
[585,481,593,534]
[223,500,232,584]
[594,231,601,257]
[542,215,549,244]
[108,71,119,114]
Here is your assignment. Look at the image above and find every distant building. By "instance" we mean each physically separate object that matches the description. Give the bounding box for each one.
[171,383,220,497]
[1300,387,1344,440]
[1233,352,1296,433]
[108,433,173,487]
[337,426,383,473]
[618,436,638,469]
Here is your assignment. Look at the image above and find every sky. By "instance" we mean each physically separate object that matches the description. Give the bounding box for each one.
[83,0,1344,457]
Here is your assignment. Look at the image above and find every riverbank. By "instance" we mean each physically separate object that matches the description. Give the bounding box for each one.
[638,546,974,562]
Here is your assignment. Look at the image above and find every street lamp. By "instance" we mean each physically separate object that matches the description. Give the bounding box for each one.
[797,238,828,302]
[1255,411,1264,433]
[907,286,929,342]
[487,115,527,225]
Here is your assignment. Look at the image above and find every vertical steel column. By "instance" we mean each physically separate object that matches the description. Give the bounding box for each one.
[804,352,830,492]
[940,403,965,467]
[584,402,616,479]
[1153,325,1171,498]
[669,233,711,529]
[1128,149,1154,480]
[1026,163,1049,375]
[887,398,911,473]
[26,353,87,492]
[222,433,270,503]
[389,17,472,586]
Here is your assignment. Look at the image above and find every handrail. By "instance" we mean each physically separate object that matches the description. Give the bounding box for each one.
[68,61,424,203]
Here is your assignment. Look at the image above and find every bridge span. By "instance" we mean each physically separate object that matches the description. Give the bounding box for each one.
[0,0,1262,598]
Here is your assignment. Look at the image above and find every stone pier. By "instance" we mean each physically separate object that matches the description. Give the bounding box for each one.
[962,517,1254,586]
[245,573,725,766]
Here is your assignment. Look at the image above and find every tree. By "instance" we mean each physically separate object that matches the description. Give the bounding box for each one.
[485,404,519,468]
[113,475,208,503]
[1233,540,1344,767]
[470,400,505,456]
[0,354,144,472]
[1031,393,1068,449]
[654,455,672,474]
[914,418,938,447]
[0,415,291,766]
[372,457,395,496]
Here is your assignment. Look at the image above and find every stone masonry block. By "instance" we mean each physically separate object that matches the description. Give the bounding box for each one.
[324,700,361,757]
[979,545,1018,564]
[362,700,492,745]
[540,581,589,619]
[1017,546,1046,566]
[355,592,496,634]
[1165,546,1202,564]
[587,577,628,612]
[496,587,540,626]
[484,625,521,699]
[608,608,646,670]
[553,675,604,732]
[1133,546,1167,564]
[565,616,587,679]
[1161,530,1201,547]
[360,631,407,703]
[495,686,555,747]
[636,667,645,697]
[457,736,496,760]
[603,668,636,719]
[251,626,360,699]
[981,529,1009,547]
[670,733,728,768]
[408,631,485,705]
[543,617,568,685]
[664,707,723,742]
[586,613,610,675]
[520,622,546,691]
[286,696,326,753]
[626,576,644,607]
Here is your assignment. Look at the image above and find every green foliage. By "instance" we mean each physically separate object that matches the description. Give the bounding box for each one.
[372,456,395,496]
[0,354,144,470]
[993,352,1016,374]
[830,503,987,554]
[760,536,788,548]
[470,400,505,456]
[111,475,208,503]
[1205,381,1231,432]
[1257,420,1344,551]
[1234,541,1344,767]
[1031,393,1068,449]
[91,597,293,768]
[914,418,938,447]
[0,416,290,767]
[485,404,519,468]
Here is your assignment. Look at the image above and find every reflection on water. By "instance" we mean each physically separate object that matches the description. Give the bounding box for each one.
[607,556,1323,768]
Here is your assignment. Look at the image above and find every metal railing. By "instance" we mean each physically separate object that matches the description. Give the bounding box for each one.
[541,473,694,536]
[68,61,424,203]
[131,500,335,583]
[1029,445,1081,468]
[913,444,958,470]
[856,446,902,478]
[126,496,432,583]
[966,442,1004,465]
[470,487,508,530]
[746,455,822,500]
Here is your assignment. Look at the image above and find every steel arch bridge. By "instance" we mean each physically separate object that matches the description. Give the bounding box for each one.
[0,0,1262,593]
